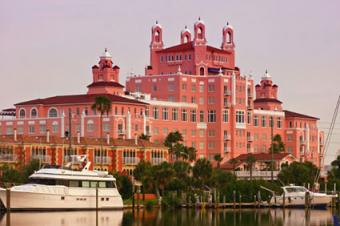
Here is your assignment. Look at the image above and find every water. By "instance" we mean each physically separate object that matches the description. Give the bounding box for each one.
[0,208,337,226]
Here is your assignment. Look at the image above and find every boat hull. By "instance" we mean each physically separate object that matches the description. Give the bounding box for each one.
[0,185,123,211]
[271,194,334,209]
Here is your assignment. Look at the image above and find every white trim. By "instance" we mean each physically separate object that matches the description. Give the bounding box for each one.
[48,107,58,118]
[253,109,285,117]
[17,121,24,125]
[18,108,26,118]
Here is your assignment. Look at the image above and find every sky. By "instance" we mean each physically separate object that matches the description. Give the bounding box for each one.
[0,0,339,163]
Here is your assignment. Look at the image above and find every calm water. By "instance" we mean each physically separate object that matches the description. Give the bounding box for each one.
[0,208,337,226]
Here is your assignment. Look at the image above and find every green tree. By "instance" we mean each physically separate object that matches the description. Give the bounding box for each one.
[153,162,174,196]
[113,173,133,200]
[138,133,149,140]
[193,158,212,188]
[270,134,285,153]
[164,131,183,160]
[214,154,223,169]
[245,155,256,181]
[278,161,318,186]
[133,160,154,193]
[91,96,112,169]
[229,158,238,175]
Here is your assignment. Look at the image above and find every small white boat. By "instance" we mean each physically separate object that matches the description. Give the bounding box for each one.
[0,159,123,211]
[269,185,335,209]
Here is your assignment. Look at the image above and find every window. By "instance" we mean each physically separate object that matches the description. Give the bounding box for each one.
[163,128,169,135]
[236,111,245,123]
[208,84,215,92]
[287,134,293,141]
[29,125,35,134]
[199,130,205,137]
[152,84,157,91]
[17,126,24,134]
[87,120,94,132]
[199,84,204,93]
[181,109,187,121]
[19,109,26,118]
[199,97,204,105]
[208,97,215,104]
[269,116,274,128]
[247,112,251,124]
[199,111,204,122]
[191,96,196,103]
[48,108,58,118]
[153,107,159,119]
[223,110,228,123]
[199,142,205,150]
[190,110,196,122]
[199,67,205,76]
[277,117,282,128]
[208,110,216,122]
[172,108,178,120]
[182,83,187,90]
[52,121,59,133]
[254,115,259,126]
[182,96,187,102]
[154,127,159,135]
[191,130,196,137]
[262,116,266,127]
[31,108,38,118]
[191,84,196,92]
[162,108,169,120]
[208,130,215,137]
[40,124,46,134]
[168,83,175,92]
[103,122,110,132]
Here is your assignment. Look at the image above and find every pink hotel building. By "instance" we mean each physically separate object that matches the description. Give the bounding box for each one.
[0,19,324,168]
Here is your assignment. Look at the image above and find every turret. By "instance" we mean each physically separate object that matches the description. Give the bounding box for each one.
[221,22,235,51]
[193,17,207,46]
[181,26,192,44]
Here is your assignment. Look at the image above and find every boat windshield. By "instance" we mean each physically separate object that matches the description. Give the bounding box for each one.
[285,187,307,193]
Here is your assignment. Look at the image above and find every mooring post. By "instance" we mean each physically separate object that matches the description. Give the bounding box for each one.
[305,191,310,209]
[283,192,286,208]
[253,195,257,208]
[257,191,262,207]
[96,186,99,210]
[239,194,242,208]
[6,188,10,212]
[233,190,236,209]
[325,182,328,194]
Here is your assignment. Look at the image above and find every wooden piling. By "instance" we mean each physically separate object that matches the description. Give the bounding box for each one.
[6,188,10,212]
[233,190,236,209]
[282,192,286,208]
[95,186,98,210]
[239,194,242,208]
[305,191,310,209]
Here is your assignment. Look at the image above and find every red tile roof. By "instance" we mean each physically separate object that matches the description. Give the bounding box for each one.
[15,94,146,106]
[0,135,166,148]
[254,98,282,104]
[221,152,294,170]
[284,110,319,120]
[87,81,124,88]
[157,42,228,54]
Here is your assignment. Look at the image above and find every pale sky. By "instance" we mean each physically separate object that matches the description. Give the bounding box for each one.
[0,0,339,163]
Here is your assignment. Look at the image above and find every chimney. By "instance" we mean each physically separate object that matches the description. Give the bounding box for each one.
[134,134,138,145]
[14,128,17,142]
[106,133,110,145]
[77,131,80,144]
[46,130,50,143]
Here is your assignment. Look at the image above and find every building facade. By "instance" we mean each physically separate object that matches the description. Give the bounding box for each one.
[0,19,324,169]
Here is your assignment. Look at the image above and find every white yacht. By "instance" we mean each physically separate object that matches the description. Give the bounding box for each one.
[0,158,123,211]
[269,185,335,209]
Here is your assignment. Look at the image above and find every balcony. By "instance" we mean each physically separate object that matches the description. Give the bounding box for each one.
[31,155,51,163]
[248,92,253,98]
[224,134,231,141]
[224,90,232,96]
[224,146,230,153]
[247,136,254,142]
[117,130,125,135]
[247,104,253,110]
[151,158,165,165]
[224,103,231,108]
[235,171,279,180]
[0,154,17,162]
[123,157,140,165]
[94,156,112,165]
[300,140,306,146]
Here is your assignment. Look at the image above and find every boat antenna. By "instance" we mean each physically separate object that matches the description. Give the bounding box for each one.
[314,95,340,186]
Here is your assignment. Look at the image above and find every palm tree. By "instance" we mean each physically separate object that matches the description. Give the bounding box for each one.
[229,158,238,175]
[271,134,285,153]
[164,131,183,161]
[246,155,256,181]
[214,154,223,169]
[91,96,112,169]
[138,133,149,141]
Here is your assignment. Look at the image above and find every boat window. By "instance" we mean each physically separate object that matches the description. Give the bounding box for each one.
[98,182,106,188]
[285,187,307,193]
[90,181,98,188]
[30,178,56,185]
[82,181,90,188]
[69,181,80,187]
[106,181,116,188]
[56,180,68,186]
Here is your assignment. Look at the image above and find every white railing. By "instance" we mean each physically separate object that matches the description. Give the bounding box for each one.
[94,156,112,165]
[31,155,51,163]
[151,158,165,165]
[0,154,17,162]
[247,136,254,142]
[123,157,140,165]
[235,171,279,180]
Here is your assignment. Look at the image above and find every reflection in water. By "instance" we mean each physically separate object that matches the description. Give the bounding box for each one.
[0,208,336,226]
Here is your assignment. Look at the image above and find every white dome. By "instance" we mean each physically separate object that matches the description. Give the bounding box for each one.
[181,26,191,34]
[195,17,205,26]
[152,21,162,29]
[100,48,112,59]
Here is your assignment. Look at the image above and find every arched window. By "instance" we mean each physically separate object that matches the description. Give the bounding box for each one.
[227,31,232,43]
[19,109,26,118]
[87,120,94,132]
[31,108,38,118]
[184,35,189,43]
[199,67,205,76]
[198,27,203,39]
[48,108,58,118]
[155,31,160,42]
